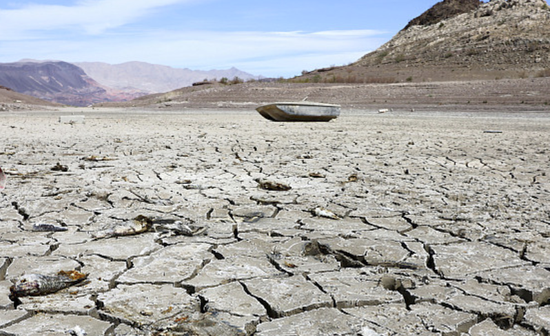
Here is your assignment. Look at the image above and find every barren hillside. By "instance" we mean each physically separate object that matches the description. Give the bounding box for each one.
[298,0,550,83]
[0,85,61,111]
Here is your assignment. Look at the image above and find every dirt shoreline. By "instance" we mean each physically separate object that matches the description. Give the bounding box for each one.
[2,78,550,113]
[85,78,550,114]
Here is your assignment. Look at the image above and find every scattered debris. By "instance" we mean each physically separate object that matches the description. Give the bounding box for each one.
[91,216,207,239]
[68,326,88,336]
[82,155,115,162]
[257,179,292,191]
[51,162,69,172]
[59,115,85,124]
[0,166,5,189]
[153,220,207,237]
[91,215,153,239]
[10,270,88,298]
[32,223,68,232]
[312,207,340,220]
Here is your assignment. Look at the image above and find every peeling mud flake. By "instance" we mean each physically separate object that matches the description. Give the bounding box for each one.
[15,293,97,316]
[52,234,160,260]
[243,275,333,318]
[469,318,537,336]
[524,306,550,334]
[308,269,404,309]
[299,217,373,234]
[97,283,198,326]
[476,265,550,305]
[430,241,528,279]
[0,241,52,258]
[198,282,266,317]
[116,243,212,284]
[255,307,364,336]
[183,256,285,292]
[344,304,443,335]
[410,302,478,335]
[443,294,517,328]
[0,309,31,329]
[0,313,114,336]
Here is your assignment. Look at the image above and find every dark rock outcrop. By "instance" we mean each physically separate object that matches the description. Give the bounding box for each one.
[404,0,483,30]
[0,61,108,106]
[0,61,148,106]
[0,61,93,94]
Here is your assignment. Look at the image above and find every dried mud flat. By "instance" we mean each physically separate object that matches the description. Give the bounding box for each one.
[1,108,550,335]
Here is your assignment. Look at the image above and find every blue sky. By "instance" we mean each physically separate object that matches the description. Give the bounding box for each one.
[0,0,470,77]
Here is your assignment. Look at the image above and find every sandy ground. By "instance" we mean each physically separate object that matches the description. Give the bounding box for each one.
[1,108,550,335]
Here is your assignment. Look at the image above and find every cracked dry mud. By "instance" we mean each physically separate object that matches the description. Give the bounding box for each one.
[0,108,549,336]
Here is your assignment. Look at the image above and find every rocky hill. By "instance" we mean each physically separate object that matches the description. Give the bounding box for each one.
[403,0,483,30]
[0,85,61,111]
[298,0,550,83]
[74,61,259,93]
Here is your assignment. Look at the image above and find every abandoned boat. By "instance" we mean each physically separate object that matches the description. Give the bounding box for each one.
[256,102,340,122]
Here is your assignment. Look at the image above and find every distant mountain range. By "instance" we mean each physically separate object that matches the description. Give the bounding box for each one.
[0,60,258,106]
[74,61,259,93]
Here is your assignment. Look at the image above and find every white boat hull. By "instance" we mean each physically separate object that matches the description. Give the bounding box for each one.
[256,102,340,122]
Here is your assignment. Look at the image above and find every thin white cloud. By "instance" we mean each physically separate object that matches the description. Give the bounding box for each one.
[0,29,387,77]
[0,1,389,77]
[146,30,386,63]
[0,0,195,38]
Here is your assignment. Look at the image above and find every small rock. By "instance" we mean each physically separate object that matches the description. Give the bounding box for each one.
[51,162,69,172]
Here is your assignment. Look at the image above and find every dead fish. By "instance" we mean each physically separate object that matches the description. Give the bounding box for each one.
[312,207,340,220]
[10,270,88,297]
[154,221,207,236]
[0,166,6,190]
[92,215,153,239]
[257,179,291,191]
[32,223,68,232]
[82,155,114,162]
